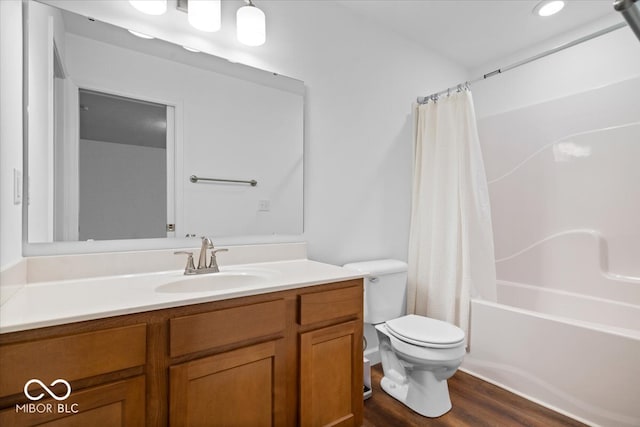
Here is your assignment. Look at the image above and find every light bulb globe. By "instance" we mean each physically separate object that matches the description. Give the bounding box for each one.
[237,4,266,46]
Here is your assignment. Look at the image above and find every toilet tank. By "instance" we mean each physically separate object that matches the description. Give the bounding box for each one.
[343,259,408,324]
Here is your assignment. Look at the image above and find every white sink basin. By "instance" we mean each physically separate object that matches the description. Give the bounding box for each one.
[156,268,278,293]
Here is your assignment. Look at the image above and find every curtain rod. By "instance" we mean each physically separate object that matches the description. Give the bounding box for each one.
[417,22,627,104]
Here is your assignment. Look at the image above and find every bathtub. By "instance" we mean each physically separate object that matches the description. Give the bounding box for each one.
[462,280,640,427]
[468,79,640,426]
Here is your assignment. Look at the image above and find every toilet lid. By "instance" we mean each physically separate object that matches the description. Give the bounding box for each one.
[386,314,465,348]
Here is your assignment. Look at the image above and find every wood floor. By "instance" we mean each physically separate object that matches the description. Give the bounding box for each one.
[363,364,587,427]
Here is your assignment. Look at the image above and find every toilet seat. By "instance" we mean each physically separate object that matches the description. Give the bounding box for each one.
[385,314,465,349]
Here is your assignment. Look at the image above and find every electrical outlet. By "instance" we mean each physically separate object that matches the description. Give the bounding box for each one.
[258,200,270,212]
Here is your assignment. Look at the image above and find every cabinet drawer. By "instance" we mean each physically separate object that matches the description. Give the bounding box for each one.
[170,299,285,357]
[0,324,146,398]
[299,282,363,326]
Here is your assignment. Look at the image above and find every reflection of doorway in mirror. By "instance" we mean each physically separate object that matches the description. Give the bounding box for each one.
[68,89,172,241]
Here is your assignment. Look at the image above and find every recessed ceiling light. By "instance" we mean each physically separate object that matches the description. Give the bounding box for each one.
[182,46,201,53]
[534,1,565,17]
[128,30,154,39]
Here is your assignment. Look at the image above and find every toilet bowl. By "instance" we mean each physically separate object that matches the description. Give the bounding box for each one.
[343,260,466,418]
[376,314,465,417]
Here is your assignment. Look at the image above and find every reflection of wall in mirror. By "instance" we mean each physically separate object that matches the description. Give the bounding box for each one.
[63,33,303,239]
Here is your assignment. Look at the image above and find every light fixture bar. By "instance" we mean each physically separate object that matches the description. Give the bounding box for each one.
[176,0,267,46]
[176,0,188,13]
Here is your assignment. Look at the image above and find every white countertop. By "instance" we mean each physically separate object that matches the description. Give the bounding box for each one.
[0,259,364,334]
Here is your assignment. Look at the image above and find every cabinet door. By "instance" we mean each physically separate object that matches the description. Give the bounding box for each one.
[0,376,145,426]
[169,340,285,427]
[300,321,363,427]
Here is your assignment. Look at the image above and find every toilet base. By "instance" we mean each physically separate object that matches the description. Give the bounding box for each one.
[374,321,464,418]
[380,371,452,418]
[380,375,409,402]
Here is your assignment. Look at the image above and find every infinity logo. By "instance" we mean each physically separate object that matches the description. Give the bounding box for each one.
[24,379,72,401]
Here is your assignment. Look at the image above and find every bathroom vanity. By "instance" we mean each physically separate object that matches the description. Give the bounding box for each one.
[0,248,364,426]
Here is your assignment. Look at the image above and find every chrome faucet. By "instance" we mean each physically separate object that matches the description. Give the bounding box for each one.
[198,237,213,269]
[175,236,229,275]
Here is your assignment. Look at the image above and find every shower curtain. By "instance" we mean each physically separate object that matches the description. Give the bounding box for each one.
[407,89,496,340]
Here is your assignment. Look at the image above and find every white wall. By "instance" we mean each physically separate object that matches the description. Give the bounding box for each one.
[9,0,466,266]
[0,0,24,268]
[263,2,467,265]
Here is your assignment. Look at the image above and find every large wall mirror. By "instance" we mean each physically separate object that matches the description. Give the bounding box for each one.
[24,0,304,251]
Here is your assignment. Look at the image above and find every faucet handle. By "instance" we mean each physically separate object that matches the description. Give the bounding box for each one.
[208,248,229,271]
[174,251,196,273]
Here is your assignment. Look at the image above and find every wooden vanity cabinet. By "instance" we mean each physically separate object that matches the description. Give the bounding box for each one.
[299,285,364,427]
[167,299,288,426]
[0,279,363,427]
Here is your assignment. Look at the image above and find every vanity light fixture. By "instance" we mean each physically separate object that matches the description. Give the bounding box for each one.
[237,0,266,46]
[533,0,565,17]
[131,0,266,47]
[128,30,155,39]
[188,0,221,32]
[129,0,167,16]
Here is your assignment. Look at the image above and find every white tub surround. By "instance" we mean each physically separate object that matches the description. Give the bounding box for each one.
[0,243,365,333]
[467,77,640,427]
[464,287,640,427]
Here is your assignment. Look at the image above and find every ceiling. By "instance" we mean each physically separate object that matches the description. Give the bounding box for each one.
[334,0,621,70]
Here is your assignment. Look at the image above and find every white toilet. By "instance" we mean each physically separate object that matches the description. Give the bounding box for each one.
[343,259,466,418]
